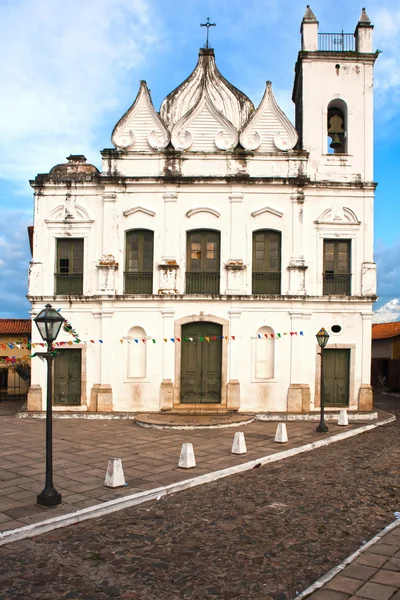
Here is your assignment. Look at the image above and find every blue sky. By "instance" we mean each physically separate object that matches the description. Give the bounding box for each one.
[1,0,399,321]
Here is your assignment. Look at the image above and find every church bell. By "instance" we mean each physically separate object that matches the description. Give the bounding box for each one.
[329,133,342,149]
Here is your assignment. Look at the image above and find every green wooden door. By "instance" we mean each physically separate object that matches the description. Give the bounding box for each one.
[323,349,350,406]
[54,349,82,405]
[181,322,222,403]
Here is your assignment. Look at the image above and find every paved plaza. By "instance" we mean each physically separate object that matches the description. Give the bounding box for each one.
[0,401,383,535]
[306,523,400,599]
[0,395,398,599]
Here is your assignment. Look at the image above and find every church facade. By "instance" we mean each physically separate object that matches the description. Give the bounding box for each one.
[27,8,378,414]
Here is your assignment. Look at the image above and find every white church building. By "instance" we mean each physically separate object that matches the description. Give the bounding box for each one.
[27,7,378,414]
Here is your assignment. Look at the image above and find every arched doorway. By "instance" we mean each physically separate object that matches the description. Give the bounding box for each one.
[180,322,222,403]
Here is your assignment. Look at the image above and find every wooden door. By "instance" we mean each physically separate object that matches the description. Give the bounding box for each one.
[180,322,222,403]
[54,349,82,405]
[323,349,350,406]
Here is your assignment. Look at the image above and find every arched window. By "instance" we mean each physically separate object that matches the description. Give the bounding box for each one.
[255,326,275,380]
[127,326,147,378]
[252,230,281,294]
[327,100,347,154]
[186,229,220,294]
[125,230,154,294]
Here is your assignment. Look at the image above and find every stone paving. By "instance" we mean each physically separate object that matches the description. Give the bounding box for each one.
[0,400,381,535]
[307,523,400,599]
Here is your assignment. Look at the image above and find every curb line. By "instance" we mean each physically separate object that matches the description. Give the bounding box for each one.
[134,417,255,430]
[297,516,400,599]
[0,414,395,548]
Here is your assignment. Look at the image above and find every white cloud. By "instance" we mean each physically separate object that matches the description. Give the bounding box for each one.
[373,299,400,323]
[0,0,160,183]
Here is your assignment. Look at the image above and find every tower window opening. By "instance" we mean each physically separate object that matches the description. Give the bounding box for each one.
[327,102,347,154]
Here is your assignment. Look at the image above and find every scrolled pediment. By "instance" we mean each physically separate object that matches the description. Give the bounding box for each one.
[49,203,91,221]
[240,81,298,152]
[112,81,170,151]
[171,90,238,151]
[315,207,360,225]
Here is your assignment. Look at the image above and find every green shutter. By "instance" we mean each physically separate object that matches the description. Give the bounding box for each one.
[125,230,154,294]
[55,239,83,294]
[186,230,220,294]
[252,230,281,294]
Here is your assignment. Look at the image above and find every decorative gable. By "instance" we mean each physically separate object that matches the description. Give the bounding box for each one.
[112,81,170,151]
[171,91,238,151]
[240,81,298,152]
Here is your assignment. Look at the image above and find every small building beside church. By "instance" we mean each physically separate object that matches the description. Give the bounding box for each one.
[371,322,400,390]
[27,7,378,414]
[0,320,31,400]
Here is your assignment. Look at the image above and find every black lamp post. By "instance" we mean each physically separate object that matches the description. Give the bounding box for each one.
[34,303,65,507]
[316,327,330,433]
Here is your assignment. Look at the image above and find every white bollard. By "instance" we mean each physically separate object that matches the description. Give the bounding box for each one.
[274,423,288,443]
[231,431,247,455]
[338,409,349,426]
[104,458,126,488]
[178,443,196,468]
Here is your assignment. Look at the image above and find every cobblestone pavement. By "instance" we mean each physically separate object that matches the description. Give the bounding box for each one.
[0,394,398,599]
[0,403,373,534]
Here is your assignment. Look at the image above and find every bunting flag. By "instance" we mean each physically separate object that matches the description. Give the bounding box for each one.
[1,330,306,351]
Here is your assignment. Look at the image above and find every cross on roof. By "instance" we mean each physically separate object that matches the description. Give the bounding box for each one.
[200,17,216,48]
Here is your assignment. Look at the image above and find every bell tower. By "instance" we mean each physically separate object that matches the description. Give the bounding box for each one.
[292,6,378,182]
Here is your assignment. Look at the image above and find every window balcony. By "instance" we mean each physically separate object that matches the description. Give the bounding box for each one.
[252,272,281,295]
[185,272,220,294]
[323,273,351,295]
[124,272,153,294]
[55,273,83,295]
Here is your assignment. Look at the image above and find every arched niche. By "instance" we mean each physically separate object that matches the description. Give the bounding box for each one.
[255,326,275,380]
[127,326,147,378]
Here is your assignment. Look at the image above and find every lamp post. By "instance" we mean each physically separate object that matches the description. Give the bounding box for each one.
[316,327,330,433]
[34,303,65,507]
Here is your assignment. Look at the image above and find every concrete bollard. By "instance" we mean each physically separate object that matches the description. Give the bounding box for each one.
[338,409,349,426]
[104,458,126,488]
[274,423,288,443]
[178,443,196,468]
[231,431,247,455]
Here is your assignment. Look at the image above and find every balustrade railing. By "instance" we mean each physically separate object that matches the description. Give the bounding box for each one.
[252,272,281,295]
[124,272,153,294]
[186,272,220,294]
[323,273,351,295]
[318,33,355,52]
[55,273,83,295]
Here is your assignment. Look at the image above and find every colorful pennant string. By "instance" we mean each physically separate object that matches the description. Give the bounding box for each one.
[1,330,306,350]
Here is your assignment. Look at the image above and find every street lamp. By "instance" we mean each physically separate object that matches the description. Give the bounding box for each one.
[34,303,65,507]
[316,327,330,433]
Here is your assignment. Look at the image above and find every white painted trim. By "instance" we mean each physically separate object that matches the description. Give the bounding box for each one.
[251,206,283,218]
[297,517,400,599]
[1,413,394,547]
[186,207,221,218]
[256,412,378,421]
[123,206,156,218]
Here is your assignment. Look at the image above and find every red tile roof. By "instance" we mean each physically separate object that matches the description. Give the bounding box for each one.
[372,322,400,340]
[0,319,31,335]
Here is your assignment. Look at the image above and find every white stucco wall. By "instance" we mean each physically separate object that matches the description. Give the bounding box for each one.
[28,10,377,414]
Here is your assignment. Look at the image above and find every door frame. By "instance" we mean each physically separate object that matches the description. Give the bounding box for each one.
[174,315,229,408]
[314,343,356,410]
[52,345,87,411]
